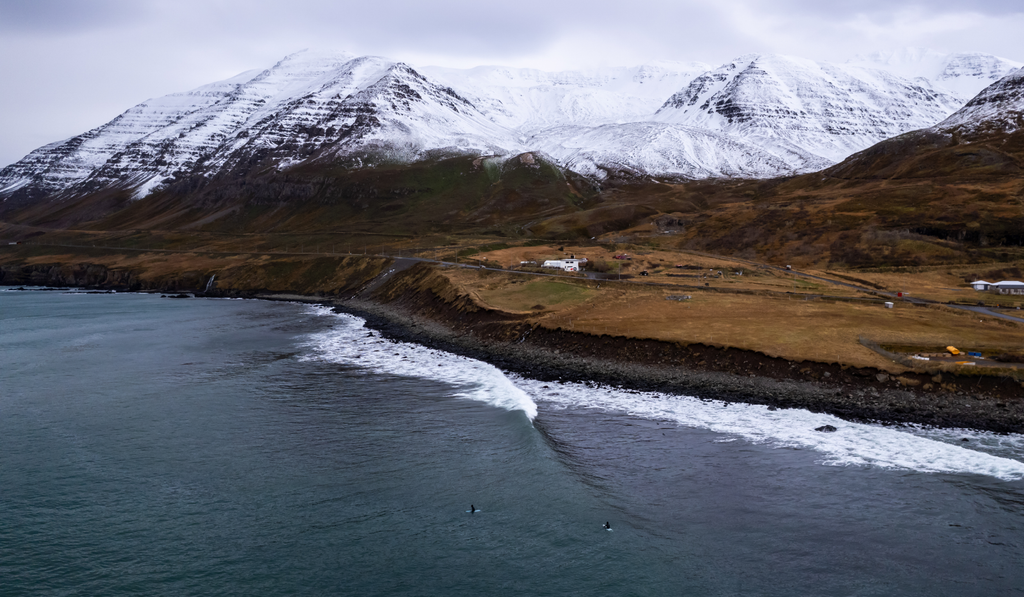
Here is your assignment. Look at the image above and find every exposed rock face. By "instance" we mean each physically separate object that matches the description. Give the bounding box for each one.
[0,263,145,289]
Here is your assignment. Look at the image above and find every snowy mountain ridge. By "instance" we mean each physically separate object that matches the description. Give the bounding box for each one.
[649,53,965,168]
[933,66,1024,136]
[1,50,519,201]
[1,48,1021,203]
[846,47,1022,100]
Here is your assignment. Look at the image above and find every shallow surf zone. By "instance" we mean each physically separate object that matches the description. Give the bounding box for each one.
[300,305,1024,481]
[300,307,538,420]
[512,376,1024,481]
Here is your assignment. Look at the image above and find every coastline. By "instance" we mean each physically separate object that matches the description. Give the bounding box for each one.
[3,254,1023,433]
[253,292,1024,434]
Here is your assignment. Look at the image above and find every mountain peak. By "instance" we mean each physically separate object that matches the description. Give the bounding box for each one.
[653,53,963,165]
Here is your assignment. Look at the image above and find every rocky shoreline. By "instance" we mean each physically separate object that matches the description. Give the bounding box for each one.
[251,291,1024,434]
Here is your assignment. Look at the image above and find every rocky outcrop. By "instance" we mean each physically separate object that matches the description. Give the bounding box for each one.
[1,263,145,290]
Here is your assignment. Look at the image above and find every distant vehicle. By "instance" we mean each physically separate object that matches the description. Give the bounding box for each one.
[613,254,631,260]
[640,270,649,276]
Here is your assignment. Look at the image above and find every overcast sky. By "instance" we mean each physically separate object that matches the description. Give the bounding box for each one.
[2,0,1023,167]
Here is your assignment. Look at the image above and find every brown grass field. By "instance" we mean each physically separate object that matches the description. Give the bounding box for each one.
[3,230,1022,375]
[443,263,1023,371]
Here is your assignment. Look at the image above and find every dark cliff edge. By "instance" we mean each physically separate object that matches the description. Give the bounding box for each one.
[3,258,1023,433]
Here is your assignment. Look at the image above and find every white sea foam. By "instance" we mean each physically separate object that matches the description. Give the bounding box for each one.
[300,307,537,420]
[511,376,1024,481]
[300,306,1024,481]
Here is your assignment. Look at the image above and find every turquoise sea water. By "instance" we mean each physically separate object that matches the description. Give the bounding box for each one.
[2,288,1023,596]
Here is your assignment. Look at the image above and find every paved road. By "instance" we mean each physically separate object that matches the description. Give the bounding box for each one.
[948,304,1024,324]
[782,267,1024,324]
[736,256,1024,325]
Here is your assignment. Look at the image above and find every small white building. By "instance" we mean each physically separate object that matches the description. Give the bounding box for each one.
[542,258,586,272]
[970,280,992,291]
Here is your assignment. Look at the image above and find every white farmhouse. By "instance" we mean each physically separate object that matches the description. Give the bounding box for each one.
[542,258,586,272]
[971,280,1024,294]
[992,281,1024,295]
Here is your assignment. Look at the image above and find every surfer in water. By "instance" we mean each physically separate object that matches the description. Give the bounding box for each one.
[604,522,611,530]
[470,505,476,513]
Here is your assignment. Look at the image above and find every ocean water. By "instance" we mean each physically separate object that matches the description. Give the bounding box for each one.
[2,288,1023,596]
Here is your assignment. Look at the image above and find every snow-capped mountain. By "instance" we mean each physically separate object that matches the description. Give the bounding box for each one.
[933,67,1024,136]
[0,50,517,201]
[0,68,265,199]
[821,65,1024,183]
[2,48,1021,205]
[529,53,973,179]
[847,48,1022,101]
[653,54,965,168]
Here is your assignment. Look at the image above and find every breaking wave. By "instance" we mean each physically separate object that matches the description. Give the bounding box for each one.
[512,377,1024,481]
[300,305,1024,481]
[300,306,537,420]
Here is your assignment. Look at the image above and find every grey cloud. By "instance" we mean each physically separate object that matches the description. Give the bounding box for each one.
[1,0,1022,167]
[0,0,148,33]
[209,0,740,68]
[748,0,1024,17]
[173,0,592,61]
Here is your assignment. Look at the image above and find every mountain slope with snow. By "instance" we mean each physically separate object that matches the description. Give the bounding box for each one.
[419,62,711,132]
[847,48,1022,101]
[528,122,800,180]
[820,66,1024,183]
[0,50,518,203]
[934,67,1024,136]
[0,68,264,199]
[2,48,1021,207]
[653,54,965,169]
